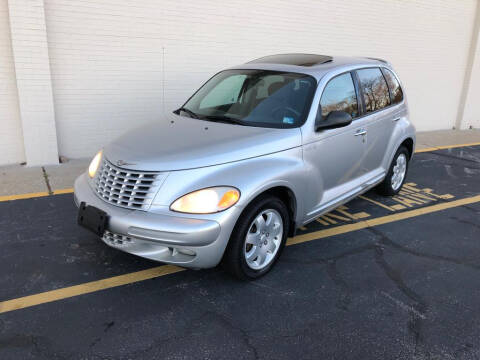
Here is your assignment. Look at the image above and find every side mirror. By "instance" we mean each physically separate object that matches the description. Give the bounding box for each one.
[315,110,353,131]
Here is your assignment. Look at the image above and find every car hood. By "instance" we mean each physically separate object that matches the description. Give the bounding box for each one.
[104,114,302,171]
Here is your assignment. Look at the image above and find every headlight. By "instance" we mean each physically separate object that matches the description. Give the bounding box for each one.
[170,186,240,214]
[88,150,102,178]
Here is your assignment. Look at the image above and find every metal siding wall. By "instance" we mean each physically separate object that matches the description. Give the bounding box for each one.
[29,0,480,159]
[8,0,59,166]
[0,0,25,165]
[464,41,480,130]
[462,1,480,130]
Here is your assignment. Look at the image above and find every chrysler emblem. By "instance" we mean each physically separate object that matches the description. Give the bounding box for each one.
[117,160,136,167]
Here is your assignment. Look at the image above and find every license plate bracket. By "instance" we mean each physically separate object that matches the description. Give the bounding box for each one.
[77,202,108,236]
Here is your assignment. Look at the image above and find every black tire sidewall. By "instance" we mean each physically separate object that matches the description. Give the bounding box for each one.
[225,195,290,280]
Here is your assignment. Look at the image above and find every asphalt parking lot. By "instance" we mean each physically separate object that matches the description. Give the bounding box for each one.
[1,145,480,359]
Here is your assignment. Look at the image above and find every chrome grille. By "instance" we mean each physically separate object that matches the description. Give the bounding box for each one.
[94,159,163,210]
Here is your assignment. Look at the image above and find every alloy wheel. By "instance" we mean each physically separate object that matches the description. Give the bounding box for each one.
[391,153,407,191]
[244,209,283,270]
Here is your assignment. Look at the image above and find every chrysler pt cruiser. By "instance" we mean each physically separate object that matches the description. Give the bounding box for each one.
[74,54,415,279]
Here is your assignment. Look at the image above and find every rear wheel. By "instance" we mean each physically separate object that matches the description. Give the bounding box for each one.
[376,145,409,196]
[223,195,289,280]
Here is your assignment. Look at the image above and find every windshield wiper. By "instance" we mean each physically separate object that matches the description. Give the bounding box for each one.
[202,115,247,126]
[175,107,200,119]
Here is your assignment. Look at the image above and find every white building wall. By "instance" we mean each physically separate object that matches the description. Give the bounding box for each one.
[0,0,24,165]
[462,3,480,130]
[1,0,479,164]
[42,0,478,159]
[44,1,165,159]
[8,0,59,166]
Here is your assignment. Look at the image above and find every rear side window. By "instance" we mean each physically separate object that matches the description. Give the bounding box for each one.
[382,68,403,104]
[356,68,390,113]
[320,72,358,119]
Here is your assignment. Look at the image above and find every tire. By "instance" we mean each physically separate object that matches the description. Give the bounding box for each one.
[223,195,290,280]
[376,145,410,196]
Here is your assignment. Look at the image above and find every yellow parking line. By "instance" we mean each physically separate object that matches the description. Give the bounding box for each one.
[0,191,50,202]
[415,141,480,153]
[0,265,184,314]
[52,188,74,195]
[1,193,479,314]
[358,195,395,211]
[0,188,73,203]
[287,194,480,245]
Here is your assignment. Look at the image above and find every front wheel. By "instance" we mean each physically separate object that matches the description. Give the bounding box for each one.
[376,145,410,196]
[223,195,290,280]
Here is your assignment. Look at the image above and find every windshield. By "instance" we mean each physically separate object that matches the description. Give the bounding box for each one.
[178,69,317,128]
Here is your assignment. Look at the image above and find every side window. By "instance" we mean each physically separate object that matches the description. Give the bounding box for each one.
[199,74,246,109]
[357,68,391,113]
[382,68,403,104]
[320,72,358,120]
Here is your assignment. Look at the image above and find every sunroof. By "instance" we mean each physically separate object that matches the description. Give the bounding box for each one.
[248,54,333,67]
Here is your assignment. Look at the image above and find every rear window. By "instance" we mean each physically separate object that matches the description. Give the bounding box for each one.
[356,68,390,113]
[382,68,403,104]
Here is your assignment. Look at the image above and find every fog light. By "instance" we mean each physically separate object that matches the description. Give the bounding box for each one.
[177,248,196,256]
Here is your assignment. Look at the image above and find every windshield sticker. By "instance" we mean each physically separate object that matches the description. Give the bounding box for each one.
[283,117,294,124]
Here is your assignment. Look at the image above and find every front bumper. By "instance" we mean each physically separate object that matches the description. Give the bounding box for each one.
[74,173,240,269]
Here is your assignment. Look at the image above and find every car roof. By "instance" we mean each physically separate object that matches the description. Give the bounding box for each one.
[227,53,392,80]
[248,54,334,67]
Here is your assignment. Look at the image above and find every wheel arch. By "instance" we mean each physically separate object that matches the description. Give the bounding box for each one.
[400,137,414,159]
[384,134,415,171]
[263,186,297,237]
[240,184,298,237]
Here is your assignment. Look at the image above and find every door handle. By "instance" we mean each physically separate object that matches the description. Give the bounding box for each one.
[354,129,367,136]
[393,117,401,122]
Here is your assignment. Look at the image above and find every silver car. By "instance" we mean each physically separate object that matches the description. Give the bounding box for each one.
[74,54,415,279]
